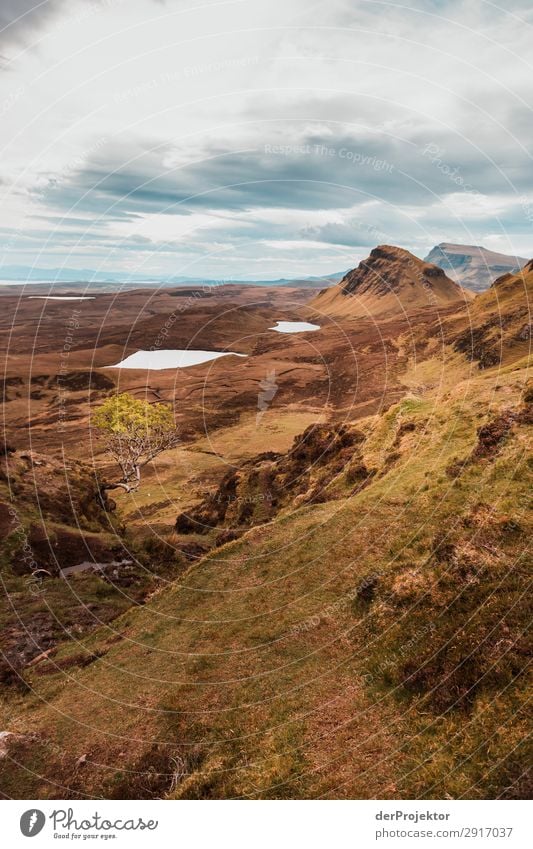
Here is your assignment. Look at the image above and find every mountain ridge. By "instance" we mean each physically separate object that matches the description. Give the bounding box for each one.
[424,243,529,292]
[311,244,472,318]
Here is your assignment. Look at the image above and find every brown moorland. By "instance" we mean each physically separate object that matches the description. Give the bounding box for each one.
[0,249,531,800]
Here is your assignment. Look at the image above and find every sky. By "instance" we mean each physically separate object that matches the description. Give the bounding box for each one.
[1,0,532,281]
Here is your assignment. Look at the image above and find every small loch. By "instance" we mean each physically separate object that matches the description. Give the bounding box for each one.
[269,320,320,333]
[29,295,95,301]
[109,349,247,370]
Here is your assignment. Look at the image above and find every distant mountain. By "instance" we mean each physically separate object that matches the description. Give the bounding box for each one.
[0,265,134,284]
[0,265,346,290]
[312,244,471,318]
[279,271,347,288]
[451,257,533,368]
[424,243,529,292]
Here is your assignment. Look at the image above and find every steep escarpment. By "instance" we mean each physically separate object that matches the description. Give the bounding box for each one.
[312,245,471,319]
[175,423,371,543]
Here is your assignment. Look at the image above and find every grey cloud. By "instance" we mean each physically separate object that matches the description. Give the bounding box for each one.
[39,138,397,215]
[299,221,379,248]
[0,0,163,52]
[39,124,532,224]
[0,0,67,50]
[334,0,533,26]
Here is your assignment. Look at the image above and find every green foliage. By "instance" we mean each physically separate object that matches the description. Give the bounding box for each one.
[92,393,177,490]
[92,392,174,436]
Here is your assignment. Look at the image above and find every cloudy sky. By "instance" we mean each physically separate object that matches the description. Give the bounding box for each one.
[1,0,532,281]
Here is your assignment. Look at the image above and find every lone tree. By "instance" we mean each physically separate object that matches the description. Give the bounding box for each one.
[92,393,178,492]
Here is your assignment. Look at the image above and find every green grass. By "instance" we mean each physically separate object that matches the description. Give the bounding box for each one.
[0,357,530,799]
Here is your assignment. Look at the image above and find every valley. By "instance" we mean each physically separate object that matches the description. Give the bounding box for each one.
[0,247,531,800]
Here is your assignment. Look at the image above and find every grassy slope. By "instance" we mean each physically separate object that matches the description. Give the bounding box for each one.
[0,452,184,699]
[113,409,325,531]
[1,343,530,800]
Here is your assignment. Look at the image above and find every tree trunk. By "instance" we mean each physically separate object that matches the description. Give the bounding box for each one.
[96,479,139,509]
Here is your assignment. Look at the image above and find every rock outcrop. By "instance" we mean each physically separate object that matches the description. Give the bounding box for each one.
[175,423,368,538]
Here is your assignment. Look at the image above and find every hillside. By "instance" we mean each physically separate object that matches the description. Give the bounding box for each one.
[446,259,533,369]
[312,245,471,319]
[425,243,529,293]
[0,444,187,692]
[0,299,530,799]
